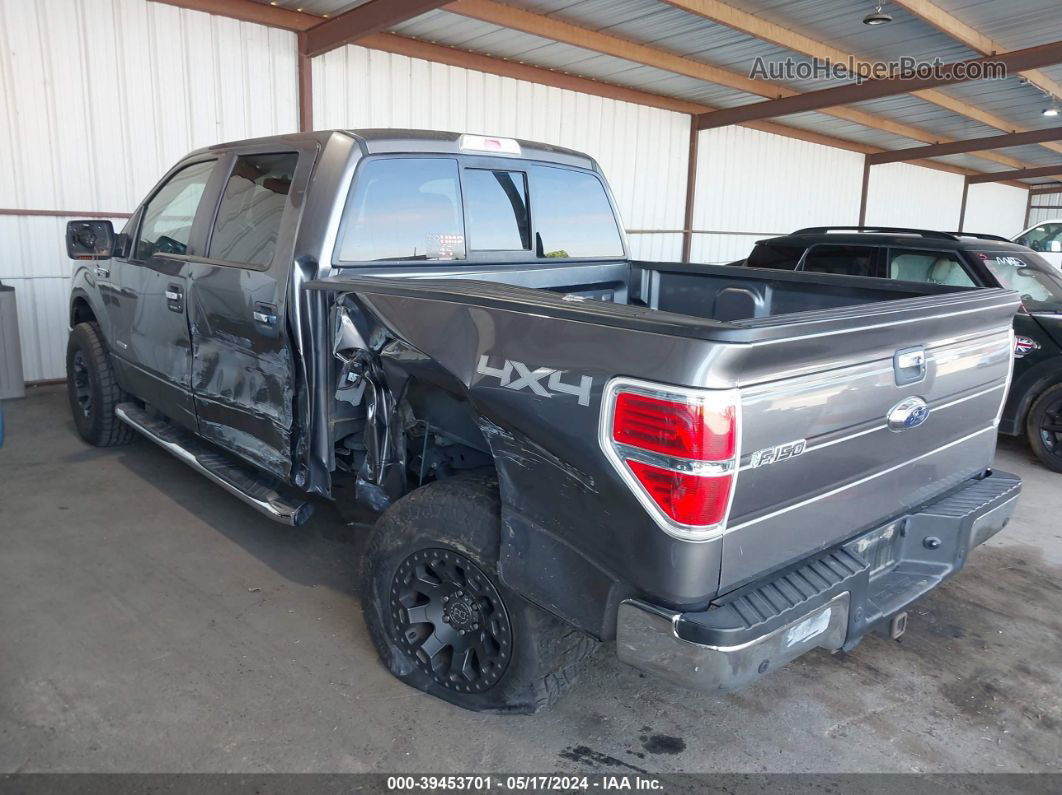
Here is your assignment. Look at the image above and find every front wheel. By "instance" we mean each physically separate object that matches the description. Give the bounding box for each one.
[1026,383,1062,473]
[361,474,597,713]
[66,322,135,447]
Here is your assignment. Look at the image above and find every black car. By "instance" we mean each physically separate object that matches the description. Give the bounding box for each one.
[738,226,1062,472]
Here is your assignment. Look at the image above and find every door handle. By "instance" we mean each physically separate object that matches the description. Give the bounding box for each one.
[165,284,184,313]
[253,304,278,328]
[95,265,110,278]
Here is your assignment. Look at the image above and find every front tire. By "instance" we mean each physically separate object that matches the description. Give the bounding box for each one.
[361,474,597,713]
[66,322,135,447]
[1026,383,1062,473]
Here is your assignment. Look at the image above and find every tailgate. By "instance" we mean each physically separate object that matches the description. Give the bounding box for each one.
[720,290,1017,590]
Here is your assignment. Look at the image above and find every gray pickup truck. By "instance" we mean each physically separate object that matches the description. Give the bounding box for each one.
[65,129,1021,713]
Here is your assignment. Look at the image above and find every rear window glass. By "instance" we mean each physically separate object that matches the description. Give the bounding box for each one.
[530,166,623,259]
[801,244,876,277]
[465,169,530,250]
[978,251,1062,312]
[209,152,298,267]
[747,243,804,270]
[338,158,465,262]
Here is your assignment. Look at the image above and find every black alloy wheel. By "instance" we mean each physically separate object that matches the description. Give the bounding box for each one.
[1037,393,1062,461]
[70,350,94,418]
[390,548,512,693]
[1027,383,1062,473]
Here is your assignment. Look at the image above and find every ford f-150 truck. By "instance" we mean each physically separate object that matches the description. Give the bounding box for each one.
[64,130,1021,713]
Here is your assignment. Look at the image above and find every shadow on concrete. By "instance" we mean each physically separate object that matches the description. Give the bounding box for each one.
[112,435,374,599]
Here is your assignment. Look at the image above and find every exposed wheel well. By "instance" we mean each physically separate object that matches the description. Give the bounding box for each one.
[71,297,96,327]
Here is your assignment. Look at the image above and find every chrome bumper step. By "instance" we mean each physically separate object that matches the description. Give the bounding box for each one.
[115,403,313,527]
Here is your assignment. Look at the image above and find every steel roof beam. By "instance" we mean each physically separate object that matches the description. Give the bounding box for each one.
[695,42,1062,130]
[867,127,1062,164]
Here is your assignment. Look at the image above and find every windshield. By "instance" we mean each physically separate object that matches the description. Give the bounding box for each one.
[978,251,1062,313]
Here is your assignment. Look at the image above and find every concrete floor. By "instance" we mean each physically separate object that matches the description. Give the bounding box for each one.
[1,384,1060,774]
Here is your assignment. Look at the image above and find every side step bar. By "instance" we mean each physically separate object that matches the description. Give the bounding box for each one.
[115,403,313,527]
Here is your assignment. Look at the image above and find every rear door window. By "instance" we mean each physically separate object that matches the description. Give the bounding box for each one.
[800,244,878,277]
[746,243,805,270]
[338,158,465,262]
[465,169,530,251]
[887,249,975,287]
[530,165,623,258]
[209,152,298,267]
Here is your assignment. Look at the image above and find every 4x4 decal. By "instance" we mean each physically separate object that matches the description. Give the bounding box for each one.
[476,356,593,406]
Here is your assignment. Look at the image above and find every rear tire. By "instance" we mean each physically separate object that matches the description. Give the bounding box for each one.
[361,474,597,713]
[1026,383,1062,473]
[66,322,135,447]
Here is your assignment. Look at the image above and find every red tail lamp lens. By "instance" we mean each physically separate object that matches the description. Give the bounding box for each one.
[613,392,735,461]
[625,460,732,526]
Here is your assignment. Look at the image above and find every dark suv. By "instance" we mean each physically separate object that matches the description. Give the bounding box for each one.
[738,226,1062,472]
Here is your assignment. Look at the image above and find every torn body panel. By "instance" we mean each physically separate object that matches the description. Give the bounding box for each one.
[187,264,296,480]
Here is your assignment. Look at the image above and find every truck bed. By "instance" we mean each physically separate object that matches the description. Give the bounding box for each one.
[310,258,1017,623]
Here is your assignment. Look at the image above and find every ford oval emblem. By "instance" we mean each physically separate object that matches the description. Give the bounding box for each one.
[887,397,930,432]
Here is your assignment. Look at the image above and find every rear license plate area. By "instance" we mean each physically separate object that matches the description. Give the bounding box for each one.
[848,520,903,577]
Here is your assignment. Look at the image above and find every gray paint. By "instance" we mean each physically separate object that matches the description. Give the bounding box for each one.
[66,129,1021,640]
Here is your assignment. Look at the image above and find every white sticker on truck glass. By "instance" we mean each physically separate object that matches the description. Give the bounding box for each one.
[476,356,593,406]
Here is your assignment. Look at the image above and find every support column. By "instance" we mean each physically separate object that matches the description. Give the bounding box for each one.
[681,122,699,263]
[858,155,871,226]
[298,33,313,133]
[958,177,970,232]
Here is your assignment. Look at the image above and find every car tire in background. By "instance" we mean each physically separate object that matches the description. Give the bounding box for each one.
[65,322,135,448]
[1026,382,1062,473]
[361,473,598,713]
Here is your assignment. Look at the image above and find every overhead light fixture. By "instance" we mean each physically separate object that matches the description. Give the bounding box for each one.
[863,2,893,25]
[1043,98,1060,117]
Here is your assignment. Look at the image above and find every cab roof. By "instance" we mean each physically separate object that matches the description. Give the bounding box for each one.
[190,128,597,171]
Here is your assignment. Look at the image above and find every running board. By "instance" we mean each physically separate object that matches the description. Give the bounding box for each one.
[115,403,313,527]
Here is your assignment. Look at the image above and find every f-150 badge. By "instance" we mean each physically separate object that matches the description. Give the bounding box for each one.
[750,439,807,468]
[476,356,593,406]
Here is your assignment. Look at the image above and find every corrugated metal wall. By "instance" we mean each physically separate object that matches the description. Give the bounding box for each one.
[311,44,691,261]
[963,183,1028,238]
[1028,191,1062,228]
[689,126,864,264]
[864,162,965,231]
[0,0,297,381]
[0,2,1039,381]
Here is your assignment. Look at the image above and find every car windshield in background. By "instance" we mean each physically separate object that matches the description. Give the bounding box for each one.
[979,251,1062,313]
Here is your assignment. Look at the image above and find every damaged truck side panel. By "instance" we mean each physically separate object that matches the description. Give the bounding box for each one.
[65,129,1021,713]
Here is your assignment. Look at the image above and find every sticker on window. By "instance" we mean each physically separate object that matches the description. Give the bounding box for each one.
[427,233,465,261]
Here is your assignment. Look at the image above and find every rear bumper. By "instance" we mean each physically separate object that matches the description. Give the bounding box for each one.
[616,470,1021,692]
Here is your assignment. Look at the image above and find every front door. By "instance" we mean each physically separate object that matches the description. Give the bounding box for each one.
[110,158,220,431]
[186,149,309,480]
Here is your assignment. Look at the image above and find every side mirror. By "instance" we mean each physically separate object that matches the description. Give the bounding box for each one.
[1049,240,1062,253]
[66,220,116,260]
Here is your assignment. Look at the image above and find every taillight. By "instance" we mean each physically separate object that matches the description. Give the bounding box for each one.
[600,379,740,542]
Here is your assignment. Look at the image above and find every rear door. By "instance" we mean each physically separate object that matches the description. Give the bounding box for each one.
[185,146,315,479]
